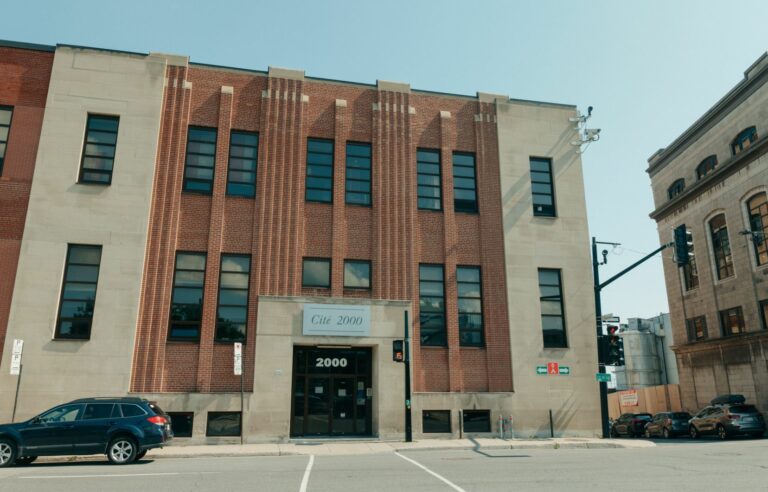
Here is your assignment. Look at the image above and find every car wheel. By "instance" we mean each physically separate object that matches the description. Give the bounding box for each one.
[717,425,728,441]
[663,428,670,439]
[690,426,699,440]
[15,456,37,466]
[0,439,17,468]
[107,436,137,465]
[135,450,147,461]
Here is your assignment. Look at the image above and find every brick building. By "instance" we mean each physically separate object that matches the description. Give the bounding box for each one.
[647,52,768,415]
[0,41,600,441]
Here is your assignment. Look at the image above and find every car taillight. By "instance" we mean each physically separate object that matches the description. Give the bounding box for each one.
[727,414,740,420]
[147,415,168,425]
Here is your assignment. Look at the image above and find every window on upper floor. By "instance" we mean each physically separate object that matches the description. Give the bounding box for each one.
[709,214,734,280]
[55,244,103,340]
[169,252,207,341]
[719,306,745,336]
[306,138,334,203]
[530,157,556,217]
[761,300,768,331]
[183,127,217,194]
[417,149,441,211]
[538,268,567,348]
[731,126,757,155]
[686,316,708,342]
[0,106,13,176]
[747,192,768,266]
[227,131,258,197]
[419,264,446,347]
[457,266,483,347]
[453,152,478,213]
[667,179,685,200]
[344,260,371,289]
[682,226,699,291]
[345,142,371,206]
[216,255,251,342]
[302,258,331,288]
[79,115,119,185]
[695,155,717,180]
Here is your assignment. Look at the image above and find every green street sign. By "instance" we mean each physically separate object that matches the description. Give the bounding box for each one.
[558,366,570,375]
[536,366,547,375]
[596,373,611,383]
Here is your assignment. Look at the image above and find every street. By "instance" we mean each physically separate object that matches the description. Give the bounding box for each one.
[1,438,767,491]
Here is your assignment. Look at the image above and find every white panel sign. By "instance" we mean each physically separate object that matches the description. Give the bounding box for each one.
[10,339,23,375]
[302,304,371,337]
[234,342,243,376]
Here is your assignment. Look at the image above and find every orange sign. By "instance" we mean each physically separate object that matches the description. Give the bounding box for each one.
[547,362,559,375]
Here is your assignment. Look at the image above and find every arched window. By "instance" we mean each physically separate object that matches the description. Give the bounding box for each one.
[731,126,757,155]
[667,178,685,200]
[747,192,768,266]
[709,214,734,280]
[696,155,718,180]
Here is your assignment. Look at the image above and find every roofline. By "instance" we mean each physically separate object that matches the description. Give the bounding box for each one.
[646,51,768,175]
[0,39,55,52]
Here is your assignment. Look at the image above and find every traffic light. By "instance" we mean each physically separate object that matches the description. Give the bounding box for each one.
[392,340,404,362]
[605,325,625,366]
[674,224,694,266]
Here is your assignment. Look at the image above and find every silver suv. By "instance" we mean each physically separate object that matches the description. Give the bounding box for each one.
[689,403,765,440]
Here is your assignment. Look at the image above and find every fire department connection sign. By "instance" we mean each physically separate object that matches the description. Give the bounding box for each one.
[9,339,23,375]
[619,390,639,406]
[302,304,371,337]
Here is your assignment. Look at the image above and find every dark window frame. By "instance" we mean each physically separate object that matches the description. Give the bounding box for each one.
[305,138,334,203]
[709,214,734,280]
[0,105,14,176]
[462,409,491,433]
[731,126,757,155]
[226,130,259,198]
[215,254,251,343]
[345,141,372,206]
[747,192,768,267]
[419,263,446,347]
[343,259,372,290]
[457,265,484,347]
[695,155,718,180]
[667,178,685,200]
[78,114,119,185]
[183,126,218,194]
[168,251,207,342]
[167,412,194,438]
[760,299,768,331]
[422,410,452,433]
[719,306,745,336]
[206,411,241,437]
[539,268,568,348]
[686,316,708,342]
[453,151,478,213]
[530,157,556,217]
[302,257,331,288]
[417,148,442,211]
[682,226,699,291]
[55,244,103,340]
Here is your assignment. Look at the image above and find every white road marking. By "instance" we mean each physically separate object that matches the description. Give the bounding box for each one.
[395,452,467,492]
[20,471,220,479]
[299,454,315,492]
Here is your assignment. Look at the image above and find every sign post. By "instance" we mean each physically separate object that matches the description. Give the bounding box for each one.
[234,342,243,445]
[10,339,23,423]
[404,310,412,443]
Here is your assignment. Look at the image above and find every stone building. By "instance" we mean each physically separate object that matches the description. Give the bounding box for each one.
[614,314,679,390]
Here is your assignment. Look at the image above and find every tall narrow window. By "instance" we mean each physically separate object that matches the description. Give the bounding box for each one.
[760,300,768,331]
[709,214,734,280]
[682,227,699,291]
[731,126,757,155]
[227,131,258,197]
[530,157,556,217]
[539,268,567,348]
[306,138,333,203]
[417,149,441,210]
[56,245,102,340]
[345,142,371,206]
[453,152,477,213]
[457,266,483,346]
[686,316,707,342]
[667,179,685,200]
[719,306,745,336]
[169,252,206,341]
[696,155,717,180]
[747,193,768,266]
[216,255,250,342]
[419,264,446,346]
[0,106,13,176]
[183,127,217,194]
[79,115,119,184]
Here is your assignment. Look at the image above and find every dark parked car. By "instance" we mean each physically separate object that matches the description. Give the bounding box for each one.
[689,403,765,440]
[0,397,172,467]
[610,413,653,437]
[644,412,692,438]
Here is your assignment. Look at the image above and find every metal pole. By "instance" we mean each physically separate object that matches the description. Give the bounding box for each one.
[404,310,412,442]
[240,353,244,446]
[549,409,554,438]
[593,237,610,438]
[11,364,22,423]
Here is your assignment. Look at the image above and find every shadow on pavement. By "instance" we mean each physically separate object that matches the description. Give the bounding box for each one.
[468,438,531,458]
[20,459,155,468]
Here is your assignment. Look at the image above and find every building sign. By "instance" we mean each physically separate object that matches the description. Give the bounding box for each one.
[302,304,371,337]
[10,339,23,376]
[547,362,559,375]
[619,389,639,406]
[234,342,243,376]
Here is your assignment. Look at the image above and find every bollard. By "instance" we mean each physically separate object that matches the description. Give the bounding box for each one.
[498,415,504,439]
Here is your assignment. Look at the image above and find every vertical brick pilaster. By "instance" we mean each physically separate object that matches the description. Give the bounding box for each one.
[331,99,348,296]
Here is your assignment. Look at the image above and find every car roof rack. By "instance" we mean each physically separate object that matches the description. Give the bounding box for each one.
[69,396,145,403]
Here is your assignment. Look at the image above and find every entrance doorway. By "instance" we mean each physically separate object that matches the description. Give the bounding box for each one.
[291,347,372,437]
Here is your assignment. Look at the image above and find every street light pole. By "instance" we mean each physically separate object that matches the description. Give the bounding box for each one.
[404,310,413,442]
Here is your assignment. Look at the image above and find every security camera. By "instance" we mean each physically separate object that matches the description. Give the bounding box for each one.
[588,106,593,116]
[601,249,608,264]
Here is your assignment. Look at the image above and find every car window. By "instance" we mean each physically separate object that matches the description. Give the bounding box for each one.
[38,404,83,423]
[672,412,691,419]
[111,404,123,418]
[82,403,114,420]
[729,405,758,414]
[149,402,167,416]
[121,404,147,417]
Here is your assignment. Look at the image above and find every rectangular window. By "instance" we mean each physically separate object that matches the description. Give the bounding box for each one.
[761,300,768,331]
[419,264,446,346]
[206,412,241,437]
[306,138,334,203]
[710,214,734,280]
[453,152,477,213]
[79,114,119,185]
[719,306,745,336]
[183,127,217,194]
[417,149,441,210]
[227,131,258,197]
[344,260,371,289]
[748,193,768,266]
[683,227,699,291]
[530,157,556,217]
[422,410,451,433]
[55,245,102,340]
[457,266,483,347]
[462,410,491,433]
[168,412,194,438]
[169,252,207,341]
[539,268,567,348]
[216,255,251,342]
[0,106,13,176]
[345,142,371,206]
[686,316,708,341]
[302,258,331,288]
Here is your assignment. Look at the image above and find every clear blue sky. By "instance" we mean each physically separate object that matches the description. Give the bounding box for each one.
[5,0,767,320]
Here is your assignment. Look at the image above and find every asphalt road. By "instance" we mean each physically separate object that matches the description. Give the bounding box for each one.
[1,438,767,492]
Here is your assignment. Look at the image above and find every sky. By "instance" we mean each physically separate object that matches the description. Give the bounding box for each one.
[4,0,767,321]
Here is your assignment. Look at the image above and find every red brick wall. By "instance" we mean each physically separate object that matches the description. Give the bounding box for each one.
[132,66,512,395]
[0,47,53,362]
